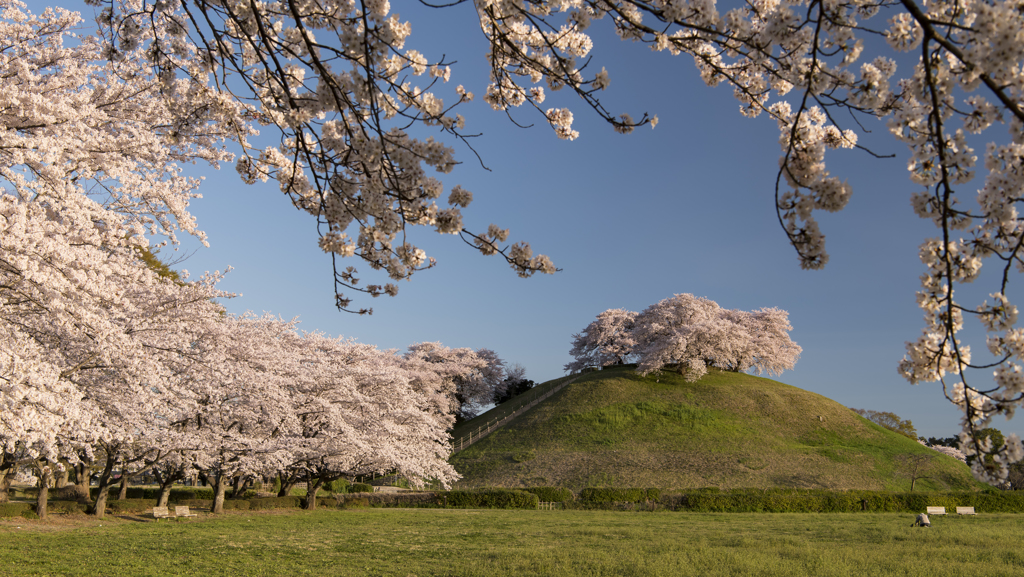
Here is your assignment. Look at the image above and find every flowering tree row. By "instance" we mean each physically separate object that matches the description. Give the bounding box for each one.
[566,294,802,381]
[0,2,522,518]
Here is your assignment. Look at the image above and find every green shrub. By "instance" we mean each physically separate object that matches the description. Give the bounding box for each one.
[0,503,33,517]
[673,489,1024,513]
[47,500,88,514]
[343,497,370,509]
[442,489,539,509]
[522,487,574,502]
[350,483,373,493]
[106,499,158,514]
[578,488,658,503]
[327,479,350,494]
[221,499,251,510]
[273,477,282,494]
[248,497,301,510]
[21,511,39,520]
[175,499,213,510]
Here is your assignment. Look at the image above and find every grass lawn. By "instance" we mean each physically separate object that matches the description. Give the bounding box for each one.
[1,509,1022,576]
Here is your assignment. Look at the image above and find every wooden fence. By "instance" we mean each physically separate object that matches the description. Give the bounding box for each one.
[450,375,580,455]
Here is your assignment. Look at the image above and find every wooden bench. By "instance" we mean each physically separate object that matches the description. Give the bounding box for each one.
[174,506,198,518]
[152,506,175,521]
[926,506,946,515]
[956,506,977,515]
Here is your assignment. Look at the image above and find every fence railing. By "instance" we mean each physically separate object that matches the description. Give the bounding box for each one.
[450,375,579,455]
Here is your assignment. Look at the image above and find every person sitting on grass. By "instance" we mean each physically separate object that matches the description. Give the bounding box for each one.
[912,513,930,527]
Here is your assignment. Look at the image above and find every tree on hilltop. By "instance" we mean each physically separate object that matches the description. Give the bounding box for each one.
[568,295,801,381]
[564,309,639,373]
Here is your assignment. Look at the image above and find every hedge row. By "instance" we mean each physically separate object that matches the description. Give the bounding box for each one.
[89,487,218,501]
[443,489,539,509]
[578,488,661,503]
[0,502,33,517]
[671,488,1024,513]
[522,487,574,502]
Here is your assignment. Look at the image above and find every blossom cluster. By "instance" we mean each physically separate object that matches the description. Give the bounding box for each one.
[566,294,801,381]
[98,0,557,314]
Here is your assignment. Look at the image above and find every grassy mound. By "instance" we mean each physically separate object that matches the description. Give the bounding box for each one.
[451,366,985,492]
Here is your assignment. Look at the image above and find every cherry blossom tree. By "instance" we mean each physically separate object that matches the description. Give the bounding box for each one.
[1,0,233,502]
[281,333,457,509]
[402,342,508,422]
[564,308,639,372]
[173,313,304,514]
[605,294,802,380]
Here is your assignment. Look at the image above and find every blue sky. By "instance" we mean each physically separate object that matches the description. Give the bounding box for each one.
[38,0,1022,439]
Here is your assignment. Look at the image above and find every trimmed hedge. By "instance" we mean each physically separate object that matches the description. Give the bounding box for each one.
[327,479,349,493]
[349,483,374,494]
[336,492,441,509]
[47,500,88,514]
[442,489,539,509]
[248,496,301,510]
[579,488,660,503]
[106,499,158,513]
[672,488,1024,513]
[89,487,216,501]
[0,502,33,517]
[522,487,574,502]
[175,499,213,510]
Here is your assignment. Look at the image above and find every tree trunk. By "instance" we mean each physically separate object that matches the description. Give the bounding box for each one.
[90,453,117,518]
[303,476,324,510]
[36,463,52,519]
[153,469,180,508]
[231,475,253,498]
[278,475,296,498]
[0,458,14,503]
[118,466,129,500]
[211,472,228,514]
[73,460,91,497]
[55,464,70,489]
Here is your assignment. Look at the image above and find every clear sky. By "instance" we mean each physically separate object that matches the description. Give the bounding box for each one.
[36,0,1021,439]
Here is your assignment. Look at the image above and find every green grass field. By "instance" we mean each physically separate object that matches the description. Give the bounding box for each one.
[2,509,1021,576]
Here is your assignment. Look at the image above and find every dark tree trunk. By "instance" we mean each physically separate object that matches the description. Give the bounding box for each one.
[54,463,70,489]
[118,466,129,500]
[278,473,297,498]
[153,469,182,508]
[231,475,253,498]
[303,475,324,510]
[0,456,14,503]
[73,460,91,497]
[211,472,228,514]
[36,462,52,519]
[90,452,117,518]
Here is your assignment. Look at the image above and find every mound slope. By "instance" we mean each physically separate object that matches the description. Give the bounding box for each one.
[450,366,983,491]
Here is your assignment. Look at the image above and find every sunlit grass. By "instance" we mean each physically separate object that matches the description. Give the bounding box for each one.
[2,509,1021,576]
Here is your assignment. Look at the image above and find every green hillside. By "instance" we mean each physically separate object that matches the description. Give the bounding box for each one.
[451,366,986,492]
